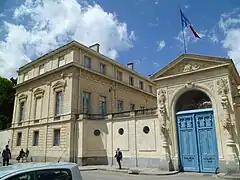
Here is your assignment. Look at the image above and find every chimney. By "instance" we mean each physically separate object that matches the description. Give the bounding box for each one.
[89,43,100,53]
[127,62,134,70]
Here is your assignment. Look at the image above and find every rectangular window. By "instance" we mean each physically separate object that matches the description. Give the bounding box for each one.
[82,91,91,114]
[19,102,25,122]
[130,103,135,111]
[58,55,65,67]
[55,91,63,116]
[84,55,91,68]
[33,131,39,146]
[99,96,107,115]
[39,64,45,75]
[117,71,123,81]
[100,63,106,74]
[117,100,124,112]
[35,97,41,119]
[23,72,28,81]
[53,129,60,146]
[148,85,153,93]
[16,132,22,146]
[139,81,144,90]
[129,76,134,86]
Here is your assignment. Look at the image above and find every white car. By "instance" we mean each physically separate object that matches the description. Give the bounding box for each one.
[0,162,82,180]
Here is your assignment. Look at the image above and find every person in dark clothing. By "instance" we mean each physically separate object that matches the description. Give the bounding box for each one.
[2,145,11,166]
[114,148,123,169]
[17,149,25,163]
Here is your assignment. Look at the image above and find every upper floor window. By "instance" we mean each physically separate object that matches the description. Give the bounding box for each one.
[117,70,123,81]
[39,64,45,75]
[33,131,39,146]
[55,91,63,116]
[139,81,144,90]
[129,76,134,86]
[82,91,91,114]
[19,102,25,122]
[34,97,42,119]
[99,96,107,115]
[84,55,91,68]
[58,55,65,67]
[16,132,22,146]
[100,63,106,74]
[117,100,124,112]
[148,85,153,93]
[23,72,28,81]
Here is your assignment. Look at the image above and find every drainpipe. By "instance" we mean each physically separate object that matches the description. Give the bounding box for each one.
[44,82,51,162]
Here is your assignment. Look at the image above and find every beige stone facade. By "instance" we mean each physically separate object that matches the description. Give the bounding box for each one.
[10,41,156,164]
[9,41,240,173]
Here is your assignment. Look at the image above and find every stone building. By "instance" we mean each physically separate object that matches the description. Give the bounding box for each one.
[10,40,156,164]
[9,41,240,173]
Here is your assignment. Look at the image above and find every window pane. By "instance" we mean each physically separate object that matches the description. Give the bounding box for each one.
[53,129,60,146]
[35,97,41,119]
[35,169,72,180]
[100,96,107,115]
[8,171,34,180]
[19,102,25,122]
[17,132,22,146]
[33,131,39,146]
[55,92,62,115]
[83,92,91,113]
[84,56,91,68]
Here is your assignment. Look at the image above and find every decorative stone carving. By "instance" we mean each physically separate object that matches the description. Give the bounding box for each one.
[217,78,229,95]
[52,80,66,92]
[158,89,166,116]
[18,94,27,102]
[33,88,45,98]
[185,81,195,88]
[182,63,200,72]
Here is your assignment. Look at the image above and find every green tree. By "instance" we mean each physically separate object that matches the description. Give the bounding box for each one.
[0,76,16,130]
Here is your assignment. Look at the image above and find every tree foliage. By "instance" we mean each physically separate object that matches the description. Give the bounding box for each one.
[0,77,17,130]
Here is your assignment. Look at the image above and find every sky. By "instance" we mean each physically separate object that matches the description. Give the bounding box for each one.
[0,0,239,78]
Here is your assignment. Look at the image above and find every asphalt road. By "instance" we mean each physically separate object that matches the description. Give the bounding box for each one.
[80,170,216,180]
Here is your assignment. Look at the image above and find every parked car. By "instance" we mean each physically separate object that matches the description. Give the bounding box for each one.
[0,162,81,180]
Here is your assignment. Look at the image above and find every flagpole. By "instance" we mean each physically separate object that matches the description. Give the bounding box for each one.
[179,6,187,53]
[181,23,187,54]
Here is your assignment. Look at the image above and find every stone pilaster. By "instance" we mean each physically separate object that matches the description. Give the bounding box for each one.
[217,78,239,173]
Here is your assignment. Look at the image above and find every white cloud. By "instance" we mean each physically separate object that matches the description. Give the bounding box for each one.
[175,27,206,51]
[156,40,165,51]
[218,8,240,70]
[153,62,159,68]
[0,0,136,78]
[208,29,219,43]
[184,5,190,9]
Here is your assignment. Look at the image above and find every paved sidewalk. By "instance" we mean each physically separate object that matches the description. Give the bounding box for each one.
[78,165,179,176]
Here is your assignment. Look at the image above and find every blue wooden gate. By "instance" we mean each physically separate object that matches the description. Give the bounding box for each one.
[176,108,219,173]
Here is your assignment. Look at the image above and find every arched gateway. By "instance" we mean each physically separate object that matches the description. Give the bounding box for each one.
[175,90,219,173]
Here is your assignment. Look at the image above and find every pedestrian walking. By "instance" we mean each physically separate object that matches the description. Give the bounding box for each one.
[2,145,11,166]
[114,148,123,169]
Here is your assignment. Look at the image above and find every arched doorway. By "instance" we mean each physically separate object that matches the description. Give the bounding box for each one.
[175,90,219,173]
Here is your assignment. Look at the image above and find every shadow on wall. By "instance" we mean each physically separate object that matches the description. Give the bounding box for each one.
[83,119,109,165]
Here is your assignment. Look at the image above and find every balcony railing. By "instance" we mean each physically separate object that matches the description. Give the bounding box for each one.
[79,107,157,120]
[113,111,131,118]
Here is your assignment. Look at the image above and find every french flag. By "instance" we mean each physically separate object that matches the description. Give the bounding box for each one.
[180,9,200,39]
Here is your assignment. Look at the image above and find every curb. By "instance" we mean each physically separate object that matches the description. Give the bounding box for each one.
[215,173,240,180]
[79,166,180,176]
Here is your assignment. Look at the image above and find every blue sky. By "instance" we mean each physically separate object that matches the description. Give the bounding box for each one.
[0,0,239,78]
